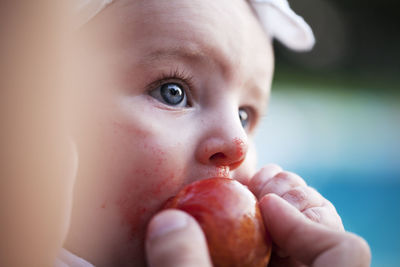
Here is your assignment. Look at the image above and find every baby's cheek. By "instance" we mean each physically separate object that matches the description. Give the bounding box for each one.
[115,145,184,241]
[109,112,189,241]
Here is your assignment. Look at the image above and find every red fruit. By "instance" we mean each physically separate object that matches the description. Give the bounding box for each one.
[164,177,271,267]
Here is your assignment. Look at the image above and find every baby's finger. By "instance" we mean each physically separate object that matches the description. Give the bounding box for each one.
[259,194,370,267]
[248,164,283,198]
[303,202,344,232]
[281,186,324,212]
[256,171,307,198]
[146,210,212,267]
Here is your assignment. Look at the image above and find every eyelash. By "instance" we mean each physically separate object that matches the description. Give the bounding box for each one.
[156,68,194,85]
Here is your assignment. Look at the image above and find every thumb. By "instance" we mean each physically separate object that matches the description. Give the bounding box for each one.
[146,209,212,267]
[260,194,371,267]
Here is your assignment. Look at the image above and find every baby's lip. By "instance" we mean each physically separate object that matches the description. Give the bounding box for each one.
[185,166,234,185]
[205,166,231,179]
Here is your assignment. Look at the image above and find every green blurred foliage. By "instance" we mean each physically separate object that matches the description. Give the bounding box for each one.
[274,0,400,92]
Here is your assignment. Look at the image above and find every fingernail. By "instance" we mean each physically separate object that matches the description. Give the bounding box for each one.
[148,210,188,240]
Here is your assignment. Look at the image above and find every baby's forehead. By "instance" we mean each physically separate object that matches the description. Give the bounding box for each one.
[76,0,314,52]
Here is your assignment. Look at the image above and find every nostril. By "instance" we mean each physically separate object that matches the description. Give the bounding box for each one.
[210,152,227,163]
[198,137,248,167]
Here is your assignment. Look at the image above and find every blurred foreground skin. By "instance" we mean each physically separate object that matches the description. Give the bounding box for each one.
[0,2,77,266]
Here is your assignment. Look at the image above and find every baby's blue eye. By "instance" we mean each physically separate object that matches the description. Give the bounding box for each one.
[150,82,188,107]
[239,108,250,129]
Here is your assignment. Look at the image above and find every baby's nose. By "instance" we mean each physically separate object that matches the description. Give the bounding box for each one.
[196,132,249,171]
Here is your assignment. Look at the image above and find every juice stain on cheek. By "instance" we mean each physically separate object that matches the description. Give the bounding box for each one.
[116,147,182,241]
[233,137,246,159]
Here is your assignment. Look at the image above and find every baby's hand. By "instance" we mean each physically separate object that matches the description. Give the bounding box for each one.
[248,164,344,266]
[248,164,344,232]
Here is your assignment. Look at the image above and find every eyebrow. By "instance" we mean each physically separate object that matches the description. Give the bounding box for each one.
[144,46,204,62]
[141,44,233,79]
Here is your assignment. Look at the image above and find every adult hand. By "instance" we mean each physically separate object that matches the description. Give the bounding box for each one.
[260,194,371,267]
[0,1,78,266]
[146,209,212,267]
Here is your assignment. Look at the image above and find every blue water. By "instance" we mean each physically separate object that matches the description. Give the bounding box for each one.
[305,172,400,267]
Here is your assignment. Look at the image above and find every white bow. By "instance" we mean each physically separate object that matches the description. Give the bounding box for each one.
[250,0,315,51]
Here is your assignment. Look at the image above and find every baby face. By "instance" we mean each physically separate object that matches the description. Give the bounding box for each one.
[67,0,273,265]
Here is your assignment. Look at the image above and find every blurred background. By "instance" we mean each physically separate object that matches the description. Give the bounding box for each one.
[255,0,400,266]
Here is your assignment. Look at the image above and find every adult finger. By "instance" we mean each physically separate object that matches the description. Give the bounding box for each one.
[260,194,370,267]
[146,209,212,267]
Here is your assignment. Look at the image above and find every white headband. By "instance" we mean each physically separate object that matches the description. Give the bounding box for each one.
[76,0,315,51]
